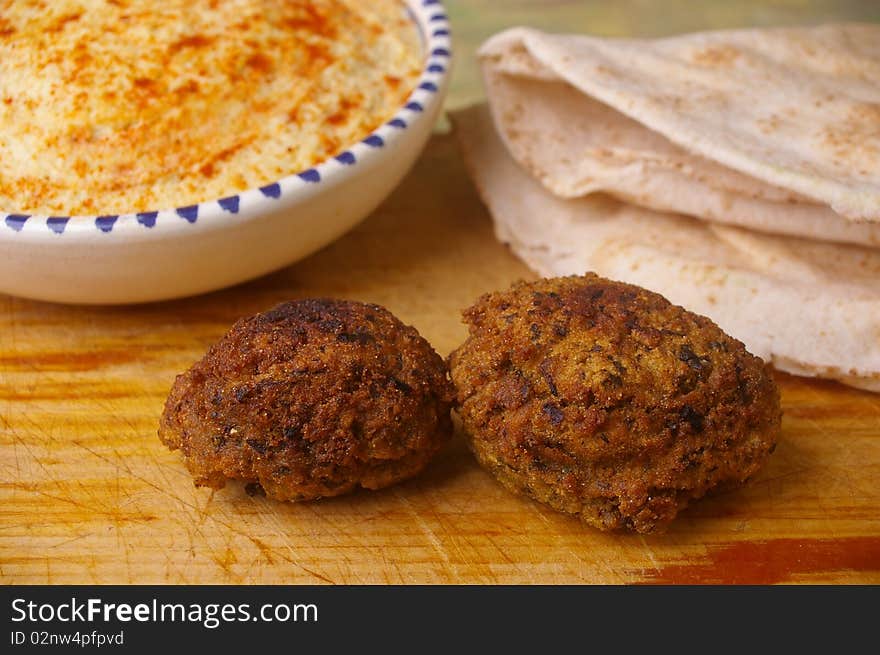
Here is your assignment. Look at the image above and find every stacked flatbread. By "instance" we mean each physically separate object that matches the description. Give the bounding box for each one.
[453,24,880,392]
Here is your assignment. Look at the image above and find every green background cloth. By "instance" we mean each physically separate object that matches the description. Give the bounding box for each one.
[443,0,880,109]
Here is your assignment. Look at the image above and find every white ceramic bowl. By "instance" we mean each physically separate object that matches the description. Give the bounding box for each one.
[0,0,451,304]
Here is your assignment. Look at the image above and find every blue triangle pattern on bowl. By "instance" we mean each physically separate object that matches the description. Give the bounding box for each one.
[137,212,158,228]
[176,205,199,223]
[298,169,321,183]
[95,215,118,232]
[5,215,29,232]
[47,217,70,234]
[218,196,240,213]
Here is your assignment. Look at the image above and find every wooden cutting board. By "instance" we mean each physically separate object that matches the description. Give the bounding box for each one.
[2,134,878,584]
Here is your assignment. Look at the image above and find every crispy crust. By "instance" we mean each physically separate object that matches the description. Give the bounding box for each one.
[449,274,781,533]
[159,299,454,500]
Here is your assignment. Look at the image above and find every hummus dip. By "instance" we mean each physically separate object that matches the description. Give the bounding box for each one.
[0,0,423,215]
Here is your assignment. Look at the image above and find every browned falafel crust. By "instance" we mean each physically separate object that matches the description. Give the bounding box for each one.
[159,299,454,501]
[449,274,781,533]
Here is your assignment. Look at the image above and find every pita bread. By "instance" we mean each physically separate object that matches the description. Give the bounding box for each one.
[452,105,880,392]
[481,25,880,222]
[481,62,880,246]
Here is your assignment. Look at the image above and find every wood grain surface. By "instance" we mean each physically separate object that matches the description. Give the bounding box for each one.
[2,1,879,584]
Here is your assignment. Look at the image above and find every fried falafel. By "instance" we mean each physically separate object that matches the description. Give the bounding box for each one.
[159,299,454,501]
[449,274,781,533]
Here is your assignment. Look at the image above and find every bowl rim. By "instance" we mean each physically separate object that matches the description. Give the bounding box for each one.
[1,0,451,238]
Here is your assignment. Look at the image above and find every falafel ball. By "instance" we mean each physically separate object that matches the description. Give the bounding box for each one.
[449,274,781,533]
[159,299,454,501]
